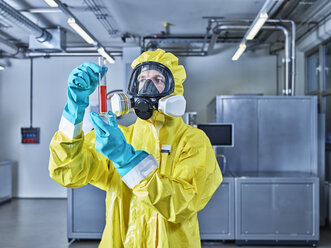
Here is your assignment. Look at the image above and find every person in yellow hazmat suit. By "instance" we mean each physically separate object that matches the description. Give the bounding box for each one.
[49,49,223,248]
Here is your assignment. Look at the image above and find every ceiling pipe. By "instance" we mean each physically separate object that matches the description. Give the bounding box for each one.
[66,47,101,52]
[83,0,118,35]
[25,51,122,58]
[208,25,251,54]
[142,34,246,54]
[0,36,18,55]
[201,19,213,52]
[142,35,211,54]
[213,24,290,96]
[267,0,286,17]
[0,0,51,42]
[25,50,205,58]
[264,25,290,96]
[143,35,209,40]
[267,19,295,96]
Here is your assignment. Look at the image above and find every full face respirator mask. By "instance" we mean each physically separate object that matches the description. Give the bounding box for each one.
[111,61,186,120]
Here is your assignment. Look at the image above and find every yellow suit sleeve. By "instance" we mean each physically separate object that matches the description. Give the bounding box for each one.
[49,130,114,191]
[133,130,223,224]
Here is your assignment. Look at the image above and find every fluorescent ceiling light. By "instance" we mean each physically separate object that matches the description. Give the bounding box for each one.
[246,12,268,40]
[44,0,58,8]
[97,47,115,64]
[29,8,61,13]
[0,65,5,70]
[67,18,95,44]
[232,43,246,61]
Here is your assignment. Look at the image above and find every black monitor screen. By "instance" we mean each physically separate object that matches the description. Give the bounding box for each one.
[197,124,233,146]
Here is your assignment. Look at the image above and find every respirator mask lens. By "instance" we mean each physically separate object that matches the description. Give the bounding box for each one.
[128,61,174,98]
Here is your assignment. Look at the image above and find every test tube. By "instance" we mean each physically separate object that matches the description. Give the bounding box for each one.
[98,57,107,116]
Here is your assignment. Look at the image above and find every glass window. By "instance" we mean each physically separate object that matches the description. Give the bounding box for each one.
[306,51,319,93]
[325,41,331,90]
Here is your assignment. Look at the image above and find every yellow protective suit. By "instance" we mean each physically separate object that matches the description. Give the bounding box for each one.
[49,49,223,248]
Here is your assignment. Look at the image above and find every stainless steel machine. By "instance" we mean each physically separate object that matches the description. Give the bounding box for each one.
[200,95,319,245]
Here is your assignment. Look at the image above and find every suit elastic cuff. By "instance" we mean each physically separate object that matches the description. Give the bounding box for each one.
[59,115,83,139]
[122,154,159,189]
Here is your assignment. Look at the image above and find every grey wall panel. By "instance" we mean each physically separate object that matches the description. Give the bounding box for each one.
[258,99,313,173]
[235,177,319,241]
[68,185,106,239]
[327,143,331,181]
[318,114,327,225]
[217,97,258,172]
[215,96,318,175]
[198,177,234,240]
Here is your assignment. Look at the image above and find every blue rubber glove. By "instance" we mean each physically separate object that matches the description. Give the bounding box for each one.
[63,63,107,125]
[89,111,149,177]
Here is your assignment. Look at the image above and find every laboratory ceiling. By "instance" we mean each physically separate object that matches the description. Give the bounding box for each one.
[0,0,329,54]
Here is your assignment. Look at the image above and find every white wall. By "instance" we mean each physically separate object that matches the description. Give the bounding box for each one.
[0,56,124,198]
[181,46,277,123]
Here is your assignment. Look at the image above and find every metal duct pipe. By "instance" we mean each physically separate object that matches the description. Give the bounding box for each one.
[143,35,208,40]
[267,19,296,96]
[264,25,290,96]
[25,51,123,58]
[208,25,249,54]
[0,36,18,55]
[0,0,51,42]
[289,20,297,96]
[201,19,213,52]
[25,50,206,57]
[213,25,290,95]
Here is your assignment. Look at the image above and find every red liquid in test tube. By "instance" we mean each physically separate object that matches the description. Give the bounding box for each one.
[99,84,107,113]
[98,57,108,115]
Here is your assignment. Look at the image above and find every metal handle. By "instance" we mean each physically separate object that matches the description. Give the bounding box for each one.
[217,154,226,174]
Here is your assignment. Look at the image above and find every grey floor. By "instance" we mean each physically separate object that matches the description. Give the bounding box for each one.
[0,199,331,248]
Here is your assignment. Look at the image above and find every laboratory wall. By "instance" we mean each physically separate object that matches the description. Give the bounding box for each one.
[0,48,277,198]
[0,56,124,198]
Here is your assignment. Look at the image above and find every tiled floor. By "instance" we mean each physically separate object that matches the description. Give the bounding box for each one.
[0,199,330,248]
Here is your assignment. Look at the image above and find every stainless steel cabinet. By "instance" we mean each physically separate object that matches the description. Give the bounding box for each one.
[235,175,319,244]
[198,177,234,240]
[67,185,106,240]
